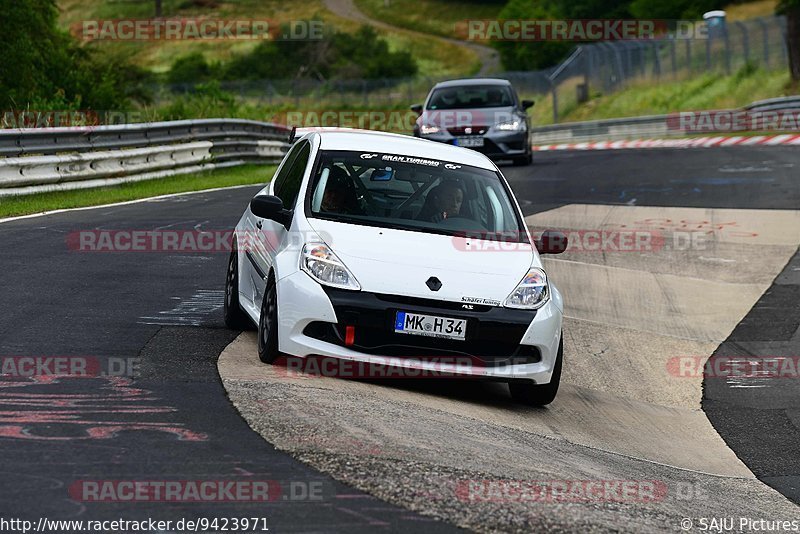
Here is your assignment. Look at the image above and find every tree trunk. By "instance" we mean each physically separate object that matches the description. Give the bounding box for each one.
[155,0,163,17]
[788,6,800,81]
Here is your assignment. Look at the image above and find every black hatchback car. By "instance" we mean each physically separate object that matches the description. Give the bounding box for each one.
[412,78,534,166]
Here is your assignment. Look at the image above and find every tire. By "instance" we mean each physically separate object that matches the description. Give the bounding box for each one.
[224,249,253,330]
[257,278,281,364]
[509,336,562,406]
[513,153,533,166]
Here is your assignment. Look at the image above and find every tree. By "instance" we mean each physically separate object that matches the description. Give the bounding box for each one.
[778,0,800,82]
[0,0,147,110]
[492,0,572,70]
[155,0,163,17]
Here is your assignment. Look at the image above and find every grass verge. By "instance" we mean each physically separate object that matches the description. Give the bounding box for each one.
[57,0,477,78]
[527,66,793,126]
[0,164,274,219]
[354,0,503,39]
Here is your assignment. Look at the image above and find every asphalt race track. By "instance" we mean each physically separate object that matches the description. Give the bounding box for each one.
[1,146,798,532]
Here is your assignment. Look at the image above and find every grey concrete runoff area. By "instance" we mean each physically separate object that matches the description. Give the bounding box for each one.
[220,202,800,532]
[1,146,798,532]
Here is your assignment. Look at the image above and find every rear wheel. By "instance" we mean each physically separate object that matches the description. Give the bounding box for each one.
[257,278,281,364]
[509,336,562,406]
[224,249,253,330]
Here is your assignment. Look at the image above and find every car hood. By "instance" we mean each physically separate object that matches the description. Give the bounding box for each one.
[307,218,535,304]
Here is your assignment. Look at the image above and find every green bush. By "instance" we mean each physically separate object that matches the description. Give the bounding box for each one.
[157,81,241,120]
[492,0,572,71]
[0,0,149,110]
[168,53,217,85]
[219,24,418,81]
[629,0,719,19]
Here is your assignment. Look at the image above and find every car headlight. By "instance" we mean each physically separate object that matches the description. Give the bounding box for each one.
[494,118,526,132]
[504,268,549,309]
[300,243,361,290]
[419,124,441,135]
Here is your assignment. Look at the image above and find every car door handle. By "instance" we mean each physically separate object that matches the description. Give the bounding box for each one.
[256,220,262,229]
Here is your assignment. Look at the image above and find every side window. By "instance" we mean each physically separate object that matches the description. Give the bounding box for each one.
[275,141,311,209]
[271,141,305,198]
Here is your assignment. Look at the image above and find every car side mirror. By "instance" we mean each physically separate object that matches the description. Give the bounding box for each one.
[535,230,567,254]
[521,99,535,110]
[410,104,423,115]
[250,195,293,230]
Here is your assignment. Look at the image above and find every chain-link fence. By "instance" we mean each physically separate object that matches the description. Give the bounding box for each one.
[152,16,789,126]
[155,72,554,112]
[546,15,789,123]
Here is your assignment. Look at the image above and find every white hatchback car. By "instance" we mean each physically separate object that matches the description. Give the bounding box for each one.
[224,129,567,405]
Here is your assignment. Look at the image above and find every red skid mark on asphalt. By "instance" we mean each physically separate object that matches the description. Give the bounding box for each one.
[0,375,206,441]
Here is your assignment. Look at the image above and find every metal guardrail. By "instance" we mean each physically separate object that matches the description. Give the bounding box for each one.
[530,95,800,145]
[745,95,800,112]
[0,119,291,197]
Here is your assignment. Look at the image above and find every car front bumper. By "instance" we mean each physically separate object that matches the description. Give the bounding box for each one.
[274,270,563,384]
[418,130,530,160]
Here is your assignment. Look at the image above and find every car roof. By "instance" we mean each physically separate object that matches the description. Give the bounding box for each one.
[432,78,512,89]
[303,129,498,171]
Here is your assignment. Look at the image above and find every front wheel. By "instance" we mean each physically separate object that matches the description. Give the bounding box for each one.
[509,336,562,406]
[257,280,281,364]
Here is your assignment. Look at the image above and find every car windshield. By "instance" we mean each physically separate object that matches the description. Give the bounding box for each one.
[307,150,527,241]
[426,85,514,110]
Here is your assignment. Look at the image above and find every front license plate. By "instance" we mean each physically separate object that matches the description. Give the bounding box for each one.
[394,311,466,340]
[455,136,484,148]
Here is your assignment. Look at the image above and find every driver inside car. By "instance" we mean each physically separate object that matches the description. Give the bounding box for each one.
[320,166,363,215]
[416,181,464,223]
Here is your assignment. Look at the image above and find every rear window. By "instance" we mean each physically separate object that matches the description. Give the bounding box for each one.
[427,85,515,110]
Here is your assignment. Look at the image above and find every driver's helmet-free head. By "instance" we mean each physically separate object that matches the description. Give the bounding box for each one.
[321,166,360,214]
[417,180,464,221]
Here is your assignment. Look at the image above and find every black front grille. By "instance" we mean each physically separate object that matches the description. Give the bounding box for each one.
[447,126,489,136]
[302,321,540,366]
[302,288,541,367]
[375,293,493,313]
